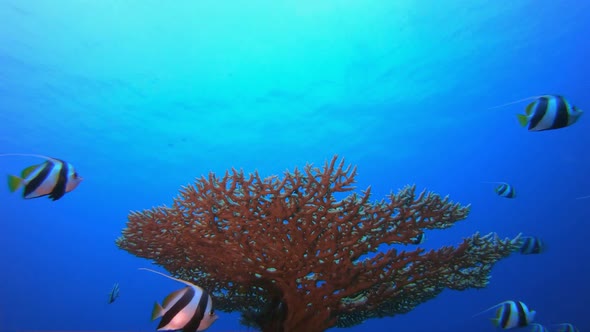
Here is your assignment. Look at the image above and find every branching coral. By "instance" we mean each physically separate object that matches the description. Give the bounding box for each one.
[116,156,520,332]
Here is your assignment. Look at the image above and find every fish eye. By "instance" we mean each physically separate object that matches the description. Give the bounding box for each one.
[73,172,79,178]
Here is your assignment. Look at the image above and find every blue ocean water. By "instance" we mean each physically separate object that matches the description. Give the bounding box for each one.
[1,0,589,331]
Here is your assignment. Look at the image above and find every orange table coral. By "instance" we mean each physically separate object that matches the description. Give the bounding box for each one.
[116,156,519,332]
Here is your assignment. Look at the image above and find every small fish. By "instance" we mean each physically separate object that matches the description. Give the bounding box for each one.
[474,300,536,329]
[1,153,82,201]
[530,323,549,332]
[108,283,120,304]
[516,95,583,131]
[410,233,425,244]
[554,323,580,332]
[519,236,544,255]
[140,268,218,332]
[495,183,516,198]
[482,181,516,199]
[576,195,590,200]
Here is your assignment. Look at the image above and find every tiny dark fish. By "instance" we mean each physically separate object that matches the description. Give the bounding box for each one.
[554,323,580,332]
[108,283,120,304]
[519,236,544,255]
[495,183,516,199]
[410,233,425,244]
[530,323,549,332]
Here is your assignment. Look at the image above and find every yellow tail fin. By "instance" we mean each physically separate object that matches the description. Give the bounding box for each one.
[7,175,23,192]
[151,301,164,321]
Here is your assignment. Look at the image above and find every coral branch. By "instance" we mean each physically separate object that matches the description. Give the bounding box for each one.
[116,156,520,332]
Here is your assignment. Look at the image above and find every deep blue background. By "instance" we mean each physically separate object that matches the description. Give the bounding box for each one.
[1,1,589,331]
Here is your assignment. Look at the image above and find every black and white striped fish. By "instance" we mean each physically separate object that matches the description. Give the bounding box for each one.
[108,283,120,304]
[3,154,82,201]
[140,268,218,332]
[554,323,580,332]
[495,183,516,199]
[475,300,536,329]
[530,323,549,332]
[410,233,425,244]
[517,95,583,131]
[519,236,544,255]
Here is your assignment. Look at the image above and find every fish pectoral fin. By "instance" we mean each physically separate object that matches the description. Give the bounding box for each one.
[151,302,165,321]
[516,114,529,127]
[7,175,24,192]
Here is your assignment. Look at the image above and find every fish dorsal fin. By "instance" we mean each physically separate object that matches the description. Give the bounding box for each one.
[473,300,511,317]
[481,181,507,192]
[0,153,59,162]
[162,287,189,308]
[21,164,42,178]
[487,96,544,110]
[139,268,197,288]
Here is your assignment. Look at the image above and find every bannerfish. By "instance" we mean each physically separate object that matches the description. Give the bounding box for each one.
[482,181,516,199]
[474,300,536,329]
[495,183,516,199]
[410,233,425,244]
[516,95,583,131]
[530,323,549,332]
[140,268,218,332]
[554,323,580,332]
[519,236,544,255]
[108,283,120,304]
[1,153,82,200]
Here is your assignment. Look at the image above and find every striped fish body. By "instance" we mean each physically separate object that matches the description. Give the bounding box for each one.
[108,283,120,304]
[518,95,583,131]
[520,237,544,255]
[495,183,516,198]
[492,301,535,329]
[153,286,217,332]
[530,324,549,332]
[556,323,579,332]
[411,233,425,244]
[7,158,82,201]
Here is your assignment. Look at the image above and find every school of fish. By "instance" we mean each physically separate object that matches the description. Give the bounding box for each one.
[475,94,582,330]
[1,94,584,331]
